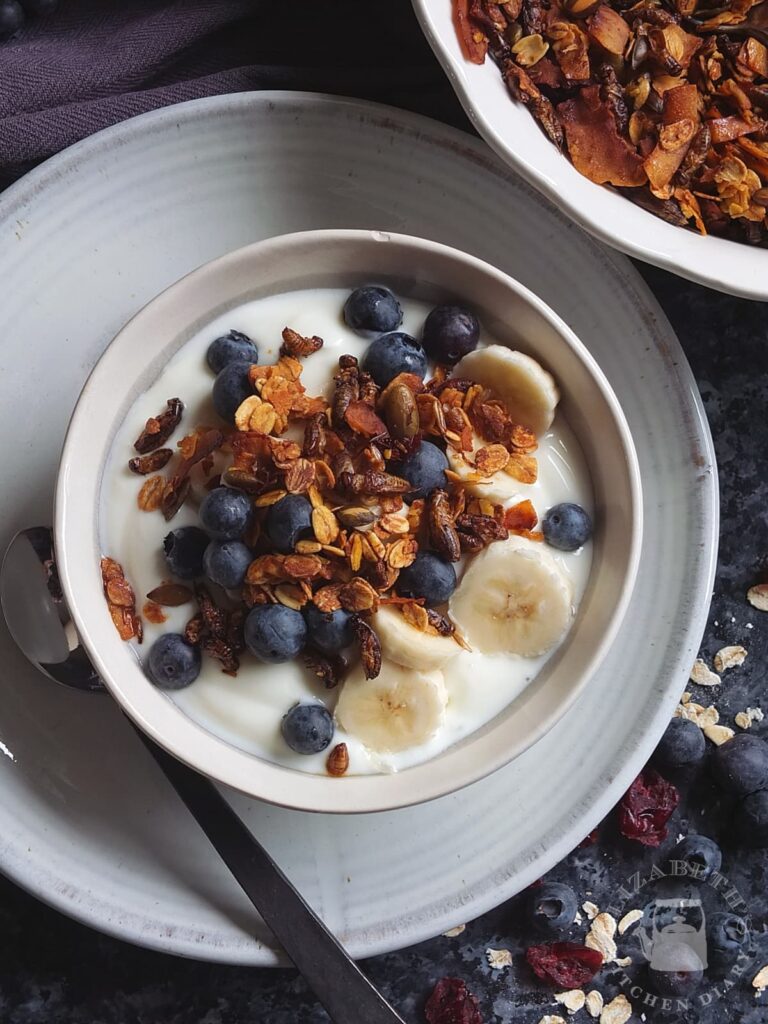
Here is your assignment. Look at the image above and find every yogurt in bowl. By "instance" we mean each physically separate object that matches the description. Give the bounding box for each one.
[55,230,641,813]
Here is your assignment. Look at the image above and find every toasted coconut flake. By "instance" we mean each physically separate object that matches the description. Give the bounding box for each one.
[558,86,647,187]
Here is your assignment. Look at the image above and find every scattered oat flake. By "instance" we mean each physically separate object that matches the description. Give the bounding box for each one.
[582,901,599,920]
[539,1017,567,1024]
[704,723,735,745]
[714,644,747,672]
[585,913,617,963]
[681,691,692,704]
[585,991,604,1018]
[753,963,768,995]
[555,990,586,1013]
[690,658,720,687]
[735,707,765,730]
[613,956,632,968]
[443,924,466,938]
[747,584,768,611]
[618,909,643,935]
[675,702,719,729]
[599,995,632,1024]
[486,948,513,969]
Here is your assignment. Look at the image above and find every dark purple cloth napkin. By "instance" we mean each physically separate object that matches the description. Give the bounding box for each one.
[0,0,465,189]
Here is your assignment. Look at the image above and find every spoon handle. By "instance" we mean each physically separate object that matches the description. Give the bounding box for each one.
[134,729,406,1024]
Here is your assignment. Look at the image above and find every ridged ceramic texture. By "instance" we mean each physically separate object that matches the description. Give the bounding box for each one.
[413,0,768,299]
[0,93,717,964]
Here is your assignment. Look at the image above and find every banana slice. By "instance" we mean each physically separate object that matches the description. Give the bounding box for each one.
[374,605,460,670]
[449,536,573,657]
[336,660,448,753]
[454,345,559,436]
[447,434,524,503]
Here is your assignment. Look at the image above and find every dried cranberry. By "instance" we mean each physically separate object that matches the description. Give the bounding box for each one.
[579,827,600,847]
[525,942,603,988]
[425,978,483,1024]
[618,769,679,847]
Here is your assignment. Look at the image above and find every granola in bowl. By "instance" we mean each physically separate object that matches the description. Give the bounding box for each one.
[454,0,768,245]
[101,284,594,777]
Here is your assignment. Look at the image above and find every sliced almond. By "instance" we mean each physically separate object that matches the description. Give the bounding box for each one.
[312,505,340,545]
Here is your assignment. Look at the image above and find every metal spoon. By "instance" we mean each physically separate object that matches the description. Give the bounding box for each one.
[1,527,406,1024]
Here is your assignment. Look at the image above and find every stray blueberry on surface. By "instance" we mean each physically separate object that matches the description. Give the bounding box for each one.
[542,502,593,551]
[711,733,768,797]
[395,440,448,500]
[343,286,403,335]
[203,539,251,589]
[707,912,750,973]
[212,361,253,423]
[398,552,457,606]
[528,881,578,935]
[206,329,258,374]
[245,604,307,663]
[265,494,313,554]
[734,788,768,847]
[422,305,480,364]
[281,702,334,754]
[362,331,427,387]
[0,0,24,39]
[163,526,209,580]
[668,834,722,880]
[147,634,201,690]
[304,605,355,655]
[653,717,706,770]
[199,486,253,540]
[647,941,704,996]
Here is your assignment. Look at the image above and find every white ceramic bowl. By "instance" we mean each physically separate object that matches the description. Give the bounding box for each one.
[413,0,768,300]
[55,229,641,814]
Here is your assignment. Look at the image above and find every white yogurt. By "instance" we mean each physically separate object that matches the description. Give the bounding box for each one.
[102,288,593,776]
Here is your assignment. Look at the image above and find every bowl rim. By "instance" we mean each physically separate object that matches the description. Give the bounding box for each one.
[54,228,643,814]
[412,0,768,301]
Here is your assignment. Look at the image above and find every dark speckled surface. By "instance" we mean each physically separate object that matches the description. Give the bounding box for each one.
[2,3,768,1022]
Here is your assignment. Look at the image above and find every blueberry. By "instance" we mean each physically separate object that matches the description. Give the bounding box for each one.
[647,942,703,996]
[0,0,24,38]
[707,912,750,972]
[212,361,253,423]
[245,604,307,663]
[397,552,456,606]
[265,494,313,554]
[528,881,578,935]
[343,286,403,335]
[203,539,251,589]
[653,717,706,770]
[199,487,252,540]
[422,305,480,364]
[734,788,768,847]
[281,702,334,754]
[147,634,201,690]
[395,440,448,500]
[304,605,355,655]
[712,733,768,797]
[163,526,209,579]
[206,329,258,374]
[542,502,593,552]
[669,834,722,880]
[362,332,427,388]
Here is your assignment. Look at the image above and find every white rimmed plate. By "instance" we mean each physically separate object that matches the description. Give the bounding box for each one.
[412,0,768,300]
[0,92,716,964]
